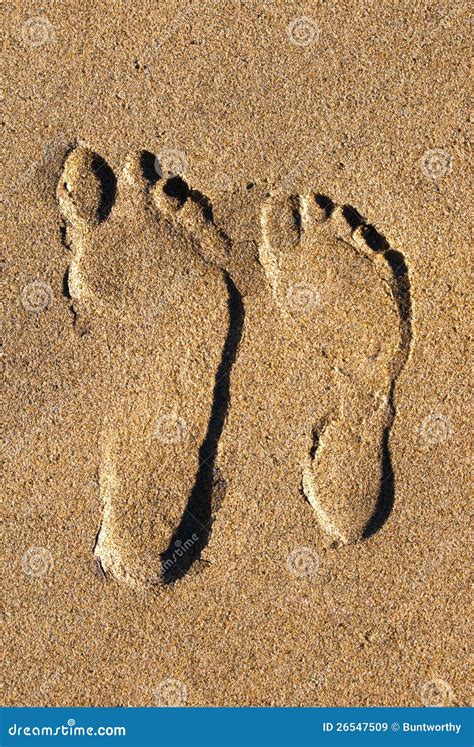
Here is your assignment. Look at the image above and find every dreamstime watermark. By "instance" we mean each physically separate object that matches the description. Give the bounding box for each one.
[286,282,320,313]
[286,546,320,578]
[7,721,126,738]
[286,17,320,47]
[419,413,452,445]
[419,678,454,706]
[21,280,53,313]
[154,413,188,443]
[161,535,199,576]
[21,16,56,47]
[419,149,452,180]
[21,547,54,577]
[154,677,188,706]
[154,148,188,179]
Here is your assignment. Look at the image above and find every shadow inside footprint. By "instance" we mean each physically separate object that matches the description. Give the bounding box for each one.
[140,150,161,186]
[160,273,244,584]
[91,153,117,222]
[362,384,395,540]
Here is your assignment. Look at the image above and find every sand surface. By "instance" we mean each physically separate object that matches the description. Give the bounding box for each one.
[2,0,472,706]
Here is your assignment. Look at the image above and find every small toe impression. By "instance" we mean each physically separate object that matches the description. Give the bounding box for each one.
[313,193,335,219]
[140,151,230,268]
[139,150,161,187]
[139,150,190,206]
[58,146,116,225]
[341,203,365,230]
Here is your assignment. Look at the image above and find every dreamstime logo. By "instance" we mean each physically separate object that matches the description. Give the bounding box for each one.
[419,678,454,706]
[154,678,188,706]
[21,280,53,313]
[419,149,452,180]
[21,547,54,577]
[154,413,188,444]
[162,535,199,575]
[154,148,188,179]
[286,547,320,578]
[21,16,56,47]
[286,17,320,47]
[419,413,451,445]
[286,282,320,313]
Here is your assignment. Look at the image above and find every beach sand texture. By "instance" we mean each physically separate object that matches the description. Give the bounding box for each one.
[2,0,472,706]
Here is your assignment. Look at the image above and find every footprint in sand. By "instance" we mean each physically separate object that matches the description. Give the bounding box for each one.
[260,192,411,545]
[57,145,243,587]
[58,151,410,586]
